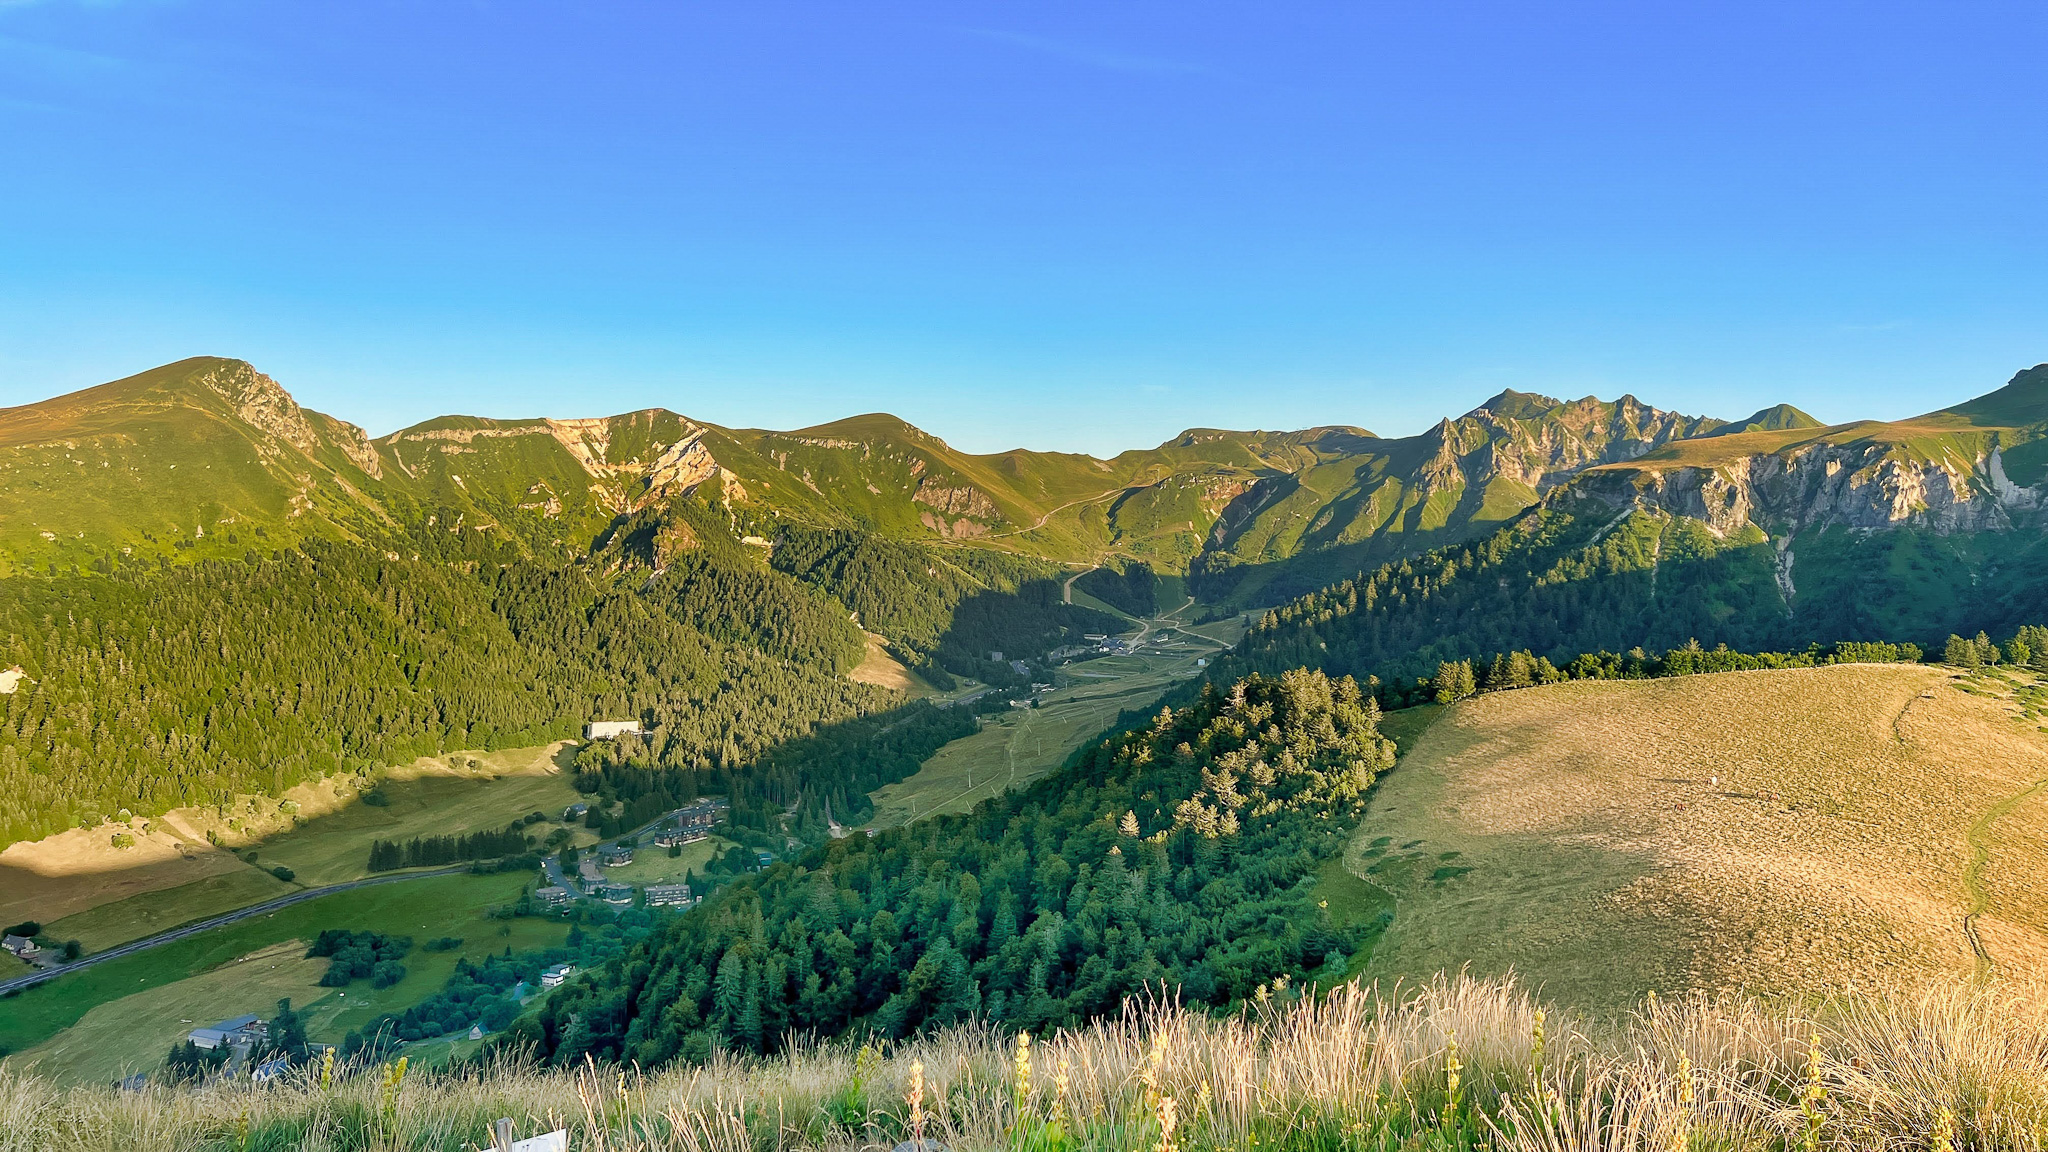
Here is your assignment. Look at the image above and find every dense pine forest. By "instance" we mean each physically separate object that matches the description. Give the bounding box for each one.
[0,510,1110,845]
[567,698,976,845]
[514,668,1394,1065]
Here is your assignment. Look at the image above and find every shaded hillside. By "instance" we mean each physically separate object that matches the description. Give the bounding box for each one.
[1232,497,2048,691]
[1353,664,2048,1006]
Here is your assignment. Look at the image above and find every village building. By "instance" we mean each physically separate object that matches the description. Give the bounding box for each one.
[596,882,634,905]
[2,933,40,959]
[533,885,572,908]
[584,720,645,740]
[540,963,577,989]
[598,844,633,867]
[644,883,694,907]
[563,802,588,821]
[187,1014,265,1050]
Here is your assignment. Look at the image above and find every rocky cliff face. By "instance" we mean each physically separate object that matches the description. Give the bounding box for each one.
[1423,391,1726,496]
[1572,438,2044,537]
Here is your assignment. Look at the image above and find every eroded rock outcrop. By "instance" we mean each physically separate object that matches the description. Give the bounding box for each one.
[1574,440,2043,536]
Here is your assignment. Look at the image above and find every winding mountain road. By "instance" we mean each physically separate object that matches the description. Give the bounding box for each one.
[0,866,466,998]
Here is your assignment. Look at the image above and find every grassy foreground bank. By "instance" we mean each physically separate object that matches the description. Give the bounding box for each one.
[8,974,2046,1151]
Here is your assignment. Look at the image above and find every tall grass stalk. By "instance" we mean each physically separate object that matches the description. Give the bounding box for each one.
[9,973,2048,1150]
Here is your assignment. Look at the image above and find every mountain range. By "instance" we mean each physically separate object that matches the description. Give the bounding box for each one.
[6,357,2046,614]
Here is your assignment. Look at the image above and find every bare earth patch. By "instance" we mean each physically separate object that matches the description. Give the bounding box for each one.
[1356,664,2048,1009]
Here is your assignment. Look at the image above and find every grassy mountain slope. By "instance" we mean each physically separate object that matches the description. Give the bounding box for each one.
[1189,390,1724,606]
[0,358,391,575]
[1354,663,2048,1007]
[1700,402,1823,437]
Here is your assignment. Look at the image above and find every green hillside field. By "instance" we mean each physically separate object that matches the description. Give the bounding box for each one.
[0,872,564,1078]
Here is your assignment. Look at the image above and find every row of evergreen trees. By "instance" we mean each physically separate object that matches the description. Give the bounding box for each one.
[1420,639,1926,707]
[366,827,532,872]
[1943,626,2048,669]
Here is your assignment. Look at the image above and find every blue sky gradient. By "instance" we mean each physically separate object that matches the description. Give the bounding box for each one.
[2,1,2044,453]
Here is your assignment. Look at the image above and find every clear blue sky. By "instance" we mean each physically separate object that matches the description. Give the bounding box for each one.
[2,2,2044,454]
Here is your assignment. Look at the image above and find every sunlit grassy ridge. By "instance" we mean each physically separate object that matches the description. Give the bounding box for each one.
[10,973,2048,1150]
[1353,664,2048,1009]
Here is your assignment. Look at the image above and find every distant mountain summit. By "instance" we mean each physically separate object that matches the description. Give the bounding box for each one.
[1189,388,1722,604]
[1700,403,1824,437]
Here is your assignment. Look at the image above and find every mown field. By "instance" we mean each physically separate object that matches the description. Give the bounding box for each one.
[44,867,294,953]
[869,656,1202,826]
[256,745,590,888]
[0,871,566,1081]
[867,607,1244,828]
[1352,663,2048,1008]
[11,940,332,1087]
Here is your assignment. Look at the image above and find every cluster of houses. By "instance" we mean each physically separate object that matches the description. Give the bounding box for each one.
[535,795,732,912]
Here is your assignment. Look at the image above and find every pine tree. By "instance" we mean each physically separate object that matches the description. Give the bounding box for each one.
[1944,634,1979,667]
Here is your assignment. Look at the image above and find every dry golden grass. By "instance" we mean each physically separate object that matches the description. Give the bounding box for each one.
[10,972,2048,1150]
[1355,664,2048,1009]
[847,633,935,696]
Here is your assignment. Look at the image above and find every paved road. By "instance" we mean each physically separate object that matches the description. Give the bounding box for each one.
[0,865,466,998]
